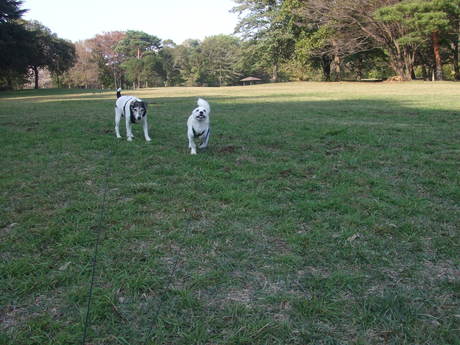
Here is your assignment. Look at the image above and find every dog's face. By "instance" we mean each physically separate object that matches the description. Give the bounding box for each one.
[192,106,208,122]
[130,101,147,122]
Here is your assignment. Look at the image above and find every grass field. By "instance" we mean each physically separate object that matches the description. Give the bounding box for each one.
[1,82,459,345]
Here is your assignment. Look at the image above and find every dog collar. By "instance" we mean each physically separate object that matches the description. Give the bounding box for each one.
[193,128,205,138]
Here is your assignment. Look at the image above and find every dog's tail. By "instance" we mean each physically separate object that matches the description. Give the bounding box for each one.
[116,88,122,99]
[197,98,210,113]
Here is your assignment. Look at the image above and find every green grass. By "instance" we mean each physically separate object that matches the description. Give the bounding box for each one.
[1,82,459,345]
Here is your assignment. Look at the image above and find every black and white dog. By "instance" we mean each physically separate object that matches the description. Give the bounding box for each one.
[187,98,211,154]
[114,88,151,142]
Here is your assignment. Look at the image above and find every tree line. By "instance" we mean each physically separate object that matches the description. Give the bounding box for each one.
[1,0,459,90]
[0,1,76,89]
[234,0,459,82]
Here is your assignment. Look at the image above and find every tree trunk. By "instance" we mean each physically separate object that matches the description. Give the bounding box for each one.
[321,55,332,81]
[403,46,416,80]
[432,31,443,81]
[272,64,279,82]
[387,50,405,80]
[421,65,428,80]
[6,74,13,89]
[387,44,414,81]
[451,39,459,80]
[113,68,118,89]
[33,66,39,89]
[333,55,341,81]
[356,55,364,80]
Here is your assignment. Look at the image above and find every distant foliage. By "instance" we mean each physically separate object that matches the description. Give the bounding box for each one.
[2,0,459,89]
[0,2,76,89]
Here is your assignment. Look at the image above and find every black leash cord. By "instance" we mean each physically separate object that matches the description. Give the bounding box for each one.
[81,148,113,345]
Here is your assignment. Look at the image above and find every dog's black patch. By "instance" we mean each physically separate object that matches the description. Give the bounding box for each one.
[129,102,135,123]
[136,101,147,113]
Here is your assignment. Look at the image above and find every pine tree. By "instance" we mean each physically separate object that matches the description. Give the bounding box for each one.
[377,0,460,80]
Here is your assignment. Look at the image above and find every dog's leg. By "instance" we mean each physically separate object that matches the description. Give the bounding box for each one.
[125,115,134,141]
[199,128,210,149]
[142,117,151,142]
[115,107,122,138]
[188,130,197,155]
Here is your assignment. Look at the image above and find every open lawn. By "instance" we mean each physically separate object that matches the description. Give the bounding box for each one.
[0,82,459,345]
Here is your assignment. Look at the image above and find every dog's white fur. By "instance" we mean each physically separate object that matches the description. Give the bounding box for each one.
[187,98,211,154]
[114,89,151,142]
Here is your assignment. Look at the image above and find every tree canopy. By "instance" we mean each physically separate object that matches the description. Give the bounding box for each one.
[0,2,76,89]
[2,0,459,89]
[0,0,26,23]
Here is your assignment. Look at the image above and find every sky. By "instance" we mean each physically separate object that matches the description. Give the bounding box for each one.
[22,0,240,44]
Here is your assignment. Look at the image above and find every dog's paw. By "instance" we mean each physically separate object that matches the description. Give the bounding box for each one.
[127,137,133,142]
[190,150,197,155]
[199,144,207,149]
[145,137,152,142]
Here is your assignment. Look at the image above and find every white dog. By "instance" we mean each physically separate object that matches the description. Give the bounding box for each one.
[187,98,211,154]
[114,88,151,142]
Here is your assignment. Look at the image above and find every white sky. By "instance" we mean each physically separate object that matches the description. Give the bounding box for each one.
[22,0,240,44]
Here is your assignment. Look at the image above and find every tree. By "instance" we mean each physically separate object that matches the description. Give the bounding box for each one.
[173,39,203,86]
[294,25,335,81]
[442,0,460,80]
[64,40,100,88]
[115,31,162,88]
[0,0,26,23]
[288,0,379,81]
[200,35,241,86]
[417,0,460,80]
[232,0,297,81]
[295,0,419,80]
[376,1,443,80]
[0,22,32,88]
[157,42,182,86]
[89,31,126,88]
[115,30,162,59]
[24,21,55,89]
[24,21,76,89]
[235,40,271,81]
[48,38,76,87]
[121,58,144,88]
[376,0,460,81]
[0,0,31,89]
